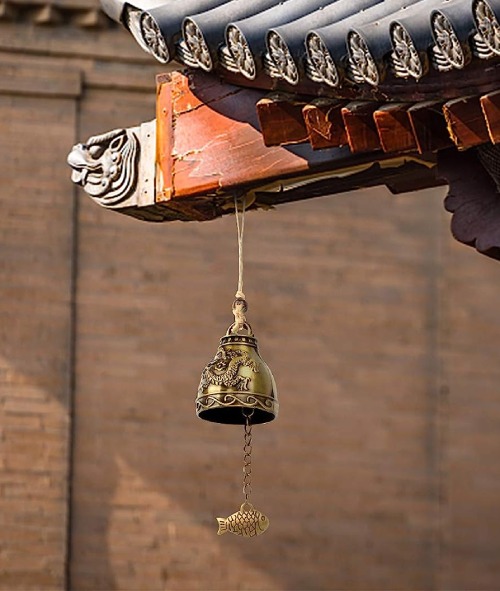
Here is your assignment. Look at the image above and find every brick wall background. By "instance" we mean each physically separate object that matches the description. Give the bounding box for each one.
[1,6,500,591]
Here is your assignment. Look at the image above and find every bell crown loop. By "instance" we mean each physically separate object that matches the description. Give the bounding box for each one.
[227,321,254,337]
[232,297,249,334]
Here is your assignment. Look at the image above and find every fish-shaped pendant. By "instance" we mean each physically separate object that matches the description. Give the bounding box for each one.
[216,502,269,537]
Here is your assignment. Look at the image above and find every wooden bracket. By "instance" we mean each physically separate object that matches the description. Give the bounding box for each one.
[302,100,347,150]
[373,104,417,154]
[341,102,382,154]
[443,96,490,150]
[69,71,442,223]
[256,93,309,146]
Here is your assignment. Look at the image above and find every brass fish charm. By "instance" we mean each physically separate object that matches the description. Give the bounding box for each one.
[216,502,269,537]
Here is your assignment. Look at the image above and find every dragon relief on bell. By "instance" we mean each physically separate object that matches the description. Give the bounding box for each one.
[198,346,259,393]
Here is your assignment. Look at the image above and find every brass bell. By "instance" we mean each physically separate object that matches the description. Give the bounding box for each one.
[196,300,278,425]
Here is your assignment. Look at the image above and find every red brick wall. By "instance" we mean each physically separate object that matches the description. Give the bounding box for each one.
[0,76,79,589]
[67,182,500,591]
[1,12,500,591]
[0,20,161,591]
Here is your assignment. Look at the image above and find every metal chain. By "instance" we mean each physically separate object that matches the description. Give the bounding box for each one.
[242,410,254,502]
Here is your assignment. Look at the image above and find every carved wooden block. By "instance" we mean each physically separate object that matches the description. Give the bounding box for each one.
[256,93,309,146]
[443,96,490,150]
[480,90,500,144]
[407,101,452,153]
[302,99,347,150]
[341,102,382,154]
[373,104,417,154]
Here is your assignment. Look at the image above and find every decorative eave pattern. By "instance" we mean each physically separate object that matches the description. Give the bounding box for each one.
[103,0,500,101]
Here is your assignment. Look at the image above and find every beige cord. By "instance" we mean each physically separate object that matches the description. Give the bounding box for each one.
[235,194,246,301]
[233,195,248,332]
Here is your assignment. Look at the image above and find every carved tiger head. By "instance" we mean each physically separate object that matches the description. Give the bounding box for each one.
[67,128,139,207]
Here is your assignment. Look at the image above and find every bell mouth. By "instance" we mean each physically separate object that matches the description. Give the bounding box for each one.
[196,402,278,425]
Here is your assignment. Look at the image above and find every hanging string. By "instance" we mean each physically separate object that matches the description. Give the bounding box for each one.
[235,194,246,301]
[233,195,248,333]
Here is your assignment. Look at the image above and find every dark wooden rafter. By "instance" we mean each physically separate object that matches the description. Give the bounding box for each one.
[480,90,500,144]
[302,99,347,150]
[255,89,500,155]
[341,102,381,154]
[407,101,452,154]
[158,72,439,205]
[256,94,309,146]
[443,96,491,150]
[373,104,418,154]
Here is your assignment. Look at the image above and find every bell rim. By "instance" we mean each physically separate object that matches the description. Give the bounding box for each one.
[196,391,279,424]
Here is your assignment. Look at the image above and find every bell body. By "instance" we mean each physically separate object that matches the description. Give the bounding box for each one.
[196,329,278,425]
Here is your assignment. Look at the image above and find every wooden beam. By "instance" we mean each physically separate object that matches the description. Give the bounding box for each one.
[443,96,490,150]
[480,90,500,144]
[158,72,409,203]
[156,73,173,202]
[341,102,381,154]
[69,71,441,223]
[407,101,452,153]
[373,103,417,154]
[256,93,308,146]
[302,99,347,150]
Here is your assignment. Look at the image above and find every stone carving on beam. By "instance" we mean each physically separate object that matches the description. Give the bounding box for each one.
[390,23,427,80]
[67,122,154,211]
[431,12,467,72]
[473,0,500,59]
